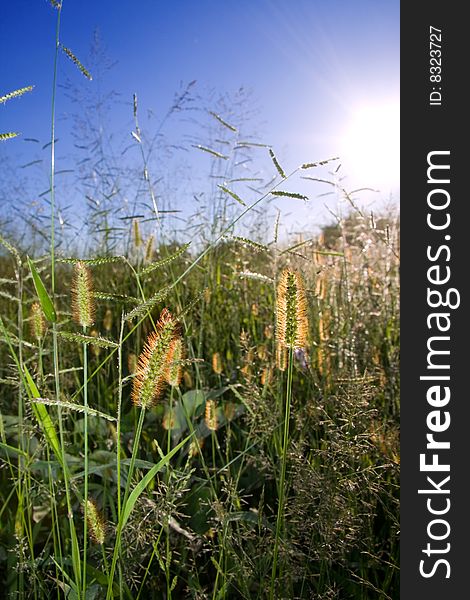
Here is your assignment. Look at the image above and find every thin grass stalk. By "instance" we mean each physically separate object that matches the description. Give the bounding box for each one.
[270,346,294,600]
[106,407,146,599]
[82,329,89,597]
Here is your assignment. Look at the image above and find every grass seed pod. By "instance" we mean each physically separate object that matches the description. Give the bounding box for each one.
[71,262,95,328]
[275,269,309,349]
[85,499,106,545]
[131,308,181,408]
[30,301,46,340]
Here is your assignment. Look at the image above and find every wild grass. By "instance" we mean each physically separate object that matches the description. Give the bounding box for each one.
[0,3,399,598]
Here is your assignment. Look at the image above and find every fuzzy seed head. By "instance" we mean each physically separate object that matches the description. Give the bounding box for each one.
[183,370,193,388]
[89,329,101,357]
[144,235,155,263]
[261,367,272,386]
[189,437,204,458]
[131,309,181,408]
[85,499,106,545]
[71,262,95,328]
[276,269,309,349]
[205,399,218,431]
[133,219,142,248]
[166,337,184,387]
[103,308,113,332]
[30,302,46,340]
[224,401,236,422]
[212,352,222,375]
[276,343,287,372]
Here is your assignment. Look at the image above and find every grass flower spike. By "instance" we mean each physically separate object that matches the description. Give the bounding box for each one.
[71,261,95,328]
[30,301,46,340]
[166,337,184,387]
[276,269,309,349]
[85,499,106,545]
[132,308,181,408]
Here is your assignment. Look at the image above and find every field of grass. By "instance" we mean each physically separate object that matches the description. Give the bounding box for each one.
[0,4,399,598]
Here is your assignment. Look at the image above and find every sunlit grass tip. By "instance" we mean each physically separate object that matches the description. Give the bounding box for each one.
[71,261,95,328]
[131,308,181,408]
[30,301,46,340]
[85,499,106,545]
[275,269,309,349]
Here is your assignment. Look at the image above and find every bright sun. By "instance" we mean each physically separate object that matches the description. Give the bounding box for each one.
[340,102,400,191]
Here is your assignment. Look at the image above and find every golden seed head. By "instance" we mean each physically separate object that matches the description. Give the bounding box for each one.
[261,367,272,386]
[205,399,218,431]
[30,301,46,340]
[183,370,193,388]
[89,329,101,357]
[212,352,222,375]
[276,343,287,372]
[264,325,273,340]
[103,308,113,332]
[133,219,142,248]
[85,499,106,545]
[71,262,95,328]
[162,409,176,430]
[224,401,236,422]
[131,309,181,409]
[189,437,204,458]
[275,269,309,349]
[166,337,184,387]
[144,235,155,263]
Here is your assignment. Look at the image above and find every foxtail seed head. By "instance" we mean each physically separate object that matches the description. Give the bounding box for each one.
[30,301,46,340]
[276,343,287,372]
[212,352,222,375]
[275,269,309,349]
[205,399,218,431]
[131,309,181,408]
[85,499,106,545]
[145,235,155,263]
[166,337,184,387]
[103,308,113,332]
[133,219,142,248]
[71,262,95,328]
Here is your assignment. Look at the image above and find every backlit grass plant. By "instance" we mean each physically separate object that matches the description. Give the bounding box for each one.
[270,268,309,599]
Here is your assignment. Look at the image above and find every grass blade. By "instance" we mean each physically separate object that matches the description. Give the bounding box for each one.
[27,256,57,322]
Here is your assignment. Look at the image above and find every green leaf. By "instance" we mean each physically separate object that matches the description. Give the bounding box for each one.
[23,366,63,466]
[27,257,56,322]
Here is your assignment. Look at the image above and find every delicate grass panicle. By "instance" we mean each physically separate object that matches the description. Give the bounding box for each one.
[85,499,106,545]
[30,301,46,340]
[276,269,309,349]
[71,261,95,328]
[132,308,181,408]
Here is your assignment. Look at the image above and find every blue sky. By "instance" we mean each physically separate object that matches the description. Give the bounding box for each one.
[0,0,399,240]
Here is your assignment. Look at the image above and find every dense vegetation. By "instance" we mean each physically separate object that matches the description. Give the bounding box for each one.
[0,3,399,598]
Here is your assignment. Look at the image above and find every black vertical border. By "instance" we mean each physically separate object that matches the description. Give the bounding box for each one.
[401,4,466,598]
